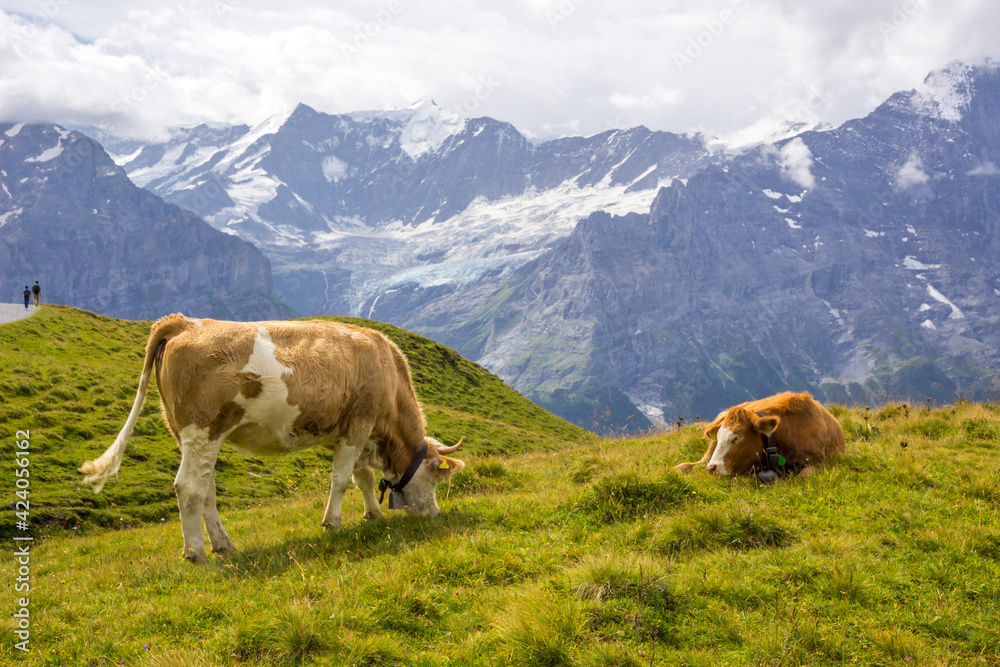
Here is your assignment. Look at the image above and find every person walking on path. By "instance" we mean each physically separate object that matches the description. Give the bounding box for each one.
[31,281,40,306]
[22,286,30,310]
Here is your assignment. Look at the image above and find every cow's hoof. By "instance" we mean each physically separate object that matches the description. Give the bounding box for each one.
[212,543,238,556]
[321,519,343,532]
[182,548,209,565]
[363,510,383,521]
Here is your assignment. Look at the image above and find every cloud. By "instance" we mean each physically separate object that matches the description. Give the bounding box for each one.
[896,150,929,188]
[779,137,816,189]
[0,1,999,140]
[967,160,1000,176]
[609,86,682,109]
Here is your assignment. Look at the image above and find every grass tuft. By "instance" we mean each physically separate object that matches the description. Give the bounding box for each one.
[501,593,587,667]
[274,603,331,663]
[567,553,678,642]
[581,644,644,667]
[656,507,796,554]
[566,553,674,608]
[342,633,407,666]
[579,472,694,523]
[451,459,526,494]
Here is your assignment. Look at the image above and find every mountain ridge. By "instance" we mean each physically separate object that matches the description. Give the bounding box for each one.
[62,59,1000,432]
[0,122,292,321]
[463,61,1000,429]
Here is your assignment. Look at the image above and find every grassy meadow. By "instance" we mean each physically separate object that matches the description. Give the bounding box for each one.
[0,306,589,537]
[1,307,999,665]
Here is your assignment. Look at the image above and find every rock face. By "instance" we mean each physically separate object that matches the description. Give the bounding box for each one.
[87,100,720,321]
[463,62,1000,430]
[79,61,1000,433]
[0,123,291,321]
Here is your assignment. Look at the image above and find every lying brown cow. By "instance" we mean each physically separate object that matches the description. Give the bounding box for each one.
[81,315,464,563]
[675,392,843,479]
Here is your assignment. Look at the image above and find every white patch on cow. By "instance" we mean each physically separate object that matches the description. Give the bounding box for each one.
[226,329,302,455]
[244,328,293,377]
[348,330,373,343]
[173,423,221,562]
[402,464,442,517]
[354,439,384,470]
[707,424,737,475]
[177,424,212,455]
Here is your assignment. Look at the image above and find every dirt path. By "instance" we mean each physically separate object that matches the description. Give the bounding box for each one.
[0,303,39,325]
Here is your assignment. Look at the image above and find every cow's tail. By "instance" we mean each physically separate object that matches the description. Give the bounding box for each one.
[79,314,193,493]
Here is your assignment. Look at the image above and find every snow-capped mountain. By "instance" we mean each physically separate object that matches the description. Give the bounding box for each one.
[0,123,290,321]
[74,60,1000,433]
[87,99,720,319]
[458,61,1000,431]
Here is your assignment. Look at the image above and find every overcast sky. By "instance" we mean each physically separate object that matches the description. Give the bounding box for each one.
[1,0,998,142]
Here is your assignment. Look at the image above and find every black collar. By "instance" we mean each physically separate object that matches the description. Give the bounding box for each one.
[378,441,427,505]
[756,410,786,473]
[754,411,805,478]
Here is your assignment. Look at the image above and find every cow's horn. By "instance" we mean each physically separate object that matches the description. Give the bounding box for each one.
[436,436,464,454]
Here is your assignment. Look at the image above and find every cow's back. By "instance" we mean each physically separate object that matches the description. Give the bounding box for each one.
[265,320,419,440]
[155,318,421,450]
[737,392,844,465]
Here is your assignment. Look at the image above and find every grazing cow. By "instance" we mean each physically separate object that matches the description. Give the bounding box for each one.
[675,392,843,479]
[81,315,465,564]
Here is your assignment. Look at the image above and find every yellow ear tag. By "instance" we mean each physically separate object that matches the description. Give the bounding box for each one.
[439,461,450,469]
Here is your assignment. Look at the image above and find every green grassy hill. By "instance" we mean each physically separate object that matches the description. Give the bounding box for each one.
[1,307,999,665]
[0,306,592,537]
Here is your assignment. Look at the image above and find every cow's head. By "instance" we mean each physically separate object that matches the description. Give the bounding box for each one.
[704,408,780,476]
[398,437,465,516]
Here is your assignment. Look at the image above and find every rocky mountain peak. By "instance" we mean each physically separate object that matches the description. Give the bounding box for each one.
[0,122,291,321]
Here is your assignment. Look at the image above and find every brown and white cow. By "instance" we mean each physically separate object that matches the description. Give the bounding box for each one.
[80,315,465,563]
[675,392,843,478]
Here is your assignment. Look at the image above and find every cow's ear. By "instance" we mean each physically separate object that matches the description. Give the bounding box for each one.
[704,423,721,440]
[756,416,780,436]
[433,456,465,476]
